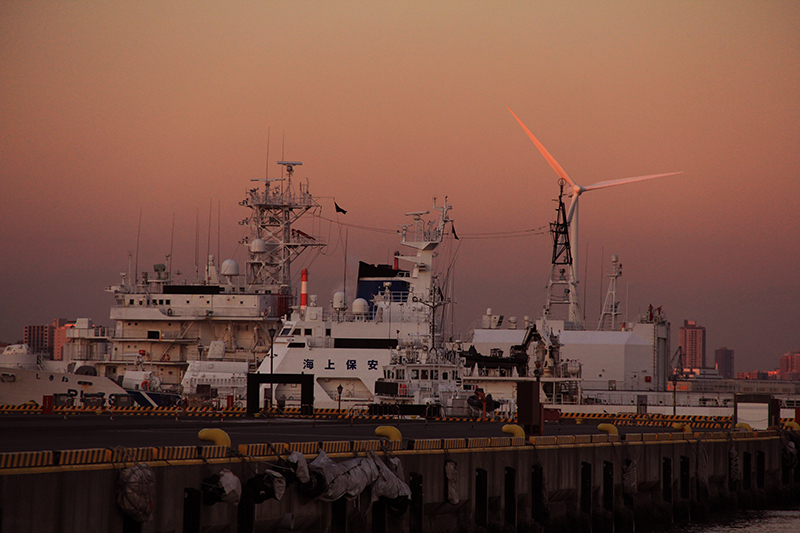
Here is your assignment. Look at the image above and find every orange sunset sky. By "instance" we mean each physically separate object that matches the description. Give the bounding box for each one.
[1,2,798,372]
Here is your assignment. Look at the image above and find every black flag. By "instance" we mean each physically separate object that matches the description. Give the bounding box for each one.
[334,201,347,215]
[452,223,459,240]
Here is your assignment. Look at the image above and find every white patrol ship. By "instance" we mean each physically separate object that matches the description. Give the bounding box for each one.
[255,199,456,410]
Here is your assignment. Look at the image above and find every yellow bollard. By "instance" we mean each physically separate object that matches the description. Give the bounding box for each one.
[198,428,231,447]
[502,424,525,438]
[375,426,402,441]
[597,423,619,436]
[672,422,693,434]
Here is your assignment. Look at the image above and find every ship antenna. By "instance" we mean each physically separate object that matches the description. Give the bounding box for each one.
[168,212,175,280]
[265,126,270,183]
[194,207,199,282]
[206,198,213,282]
[344,227,348,299]
[134,207,142,286]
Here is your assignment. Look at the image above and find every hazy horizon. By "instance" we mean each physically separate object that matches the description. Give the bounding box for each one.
[2,2,798,373]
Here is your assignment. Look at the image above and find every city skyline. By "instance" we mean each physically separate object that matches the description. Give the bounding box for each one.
[1,2,798,372]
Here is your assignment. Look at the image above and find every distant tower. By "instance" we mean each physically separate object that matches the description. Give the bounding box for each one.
[679,320,706,369]
[714,347,734,379]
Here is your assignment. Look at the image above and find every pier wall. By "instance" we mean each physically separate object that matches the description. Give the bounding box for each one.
[1,430,799,533]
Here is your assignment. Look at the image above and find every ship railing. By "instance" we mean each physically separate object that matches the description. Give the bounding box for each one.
[550,393,580,405]
[62,344,111,361]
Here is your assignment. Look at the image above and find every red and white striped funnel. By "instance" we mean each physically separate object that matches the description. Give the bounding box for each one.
[300,268,308,311]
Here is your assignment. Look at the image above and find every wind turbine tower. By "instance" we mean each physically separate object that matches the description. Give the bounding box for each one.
[508,108,681,330]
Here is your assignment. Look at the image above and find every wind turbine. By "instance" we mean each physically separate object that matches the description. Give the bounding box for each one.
[508,107,682,329]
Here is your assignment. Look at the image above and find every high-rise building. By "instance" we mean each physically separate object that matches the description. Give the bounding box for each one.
[23,324,54,357]
[779,351,800,381]
[714,347,734,379]
[679,320,706,369]
[53,318,75,361]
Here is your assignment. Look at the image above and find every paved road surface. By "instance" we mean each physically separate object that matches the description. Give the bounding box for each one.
[0,414,673,453]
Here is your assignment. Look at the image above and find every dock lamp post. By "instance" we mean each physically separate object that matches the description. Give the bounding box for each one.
[337,384,343,413]
[671,374,678,416]
[268,326,277,409]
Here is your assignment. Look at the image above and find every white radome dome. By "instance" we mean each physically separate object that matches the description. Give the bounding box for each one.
[220,259,240,277]
[332,291,347,310]
[250,238,267,253]
[352,298,369,315]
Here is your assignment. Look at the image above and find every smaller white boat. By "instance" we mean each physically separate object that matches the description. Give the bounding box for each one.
[0,344,127,407]
[372,341,509,418]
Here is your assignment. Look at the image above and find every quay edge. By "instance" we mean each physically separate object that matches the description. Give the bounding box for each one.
[1,430,800,532]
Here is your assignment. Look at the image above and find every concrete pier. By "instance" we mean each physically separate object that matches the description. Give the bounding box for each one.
[1,429,799,532]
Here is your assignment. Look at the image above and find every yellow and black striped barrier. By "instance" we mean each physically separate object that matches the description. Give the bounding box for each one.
[0,451,54,468]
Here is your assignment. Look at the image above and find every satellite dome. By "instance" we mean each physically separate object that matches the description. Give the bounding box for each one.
[332,291,347,310]
[220,259,240,277]
[250,238,267,253]
[352,298,369,315]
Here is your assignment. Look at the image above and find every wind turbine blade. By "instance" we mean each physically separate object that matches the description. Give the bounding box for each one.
[508,107,577,189]
[583,172,682,192]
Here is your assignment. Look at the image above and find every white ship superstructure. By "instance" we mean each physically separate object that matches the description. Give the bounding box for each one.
[100,162,323,397]
[0,344,126,406]
[256,199,455,409]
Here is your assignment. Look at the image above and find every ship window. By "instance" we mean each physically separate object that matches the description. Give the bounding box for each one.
[396,369,404,379]
[421,369,429,380]
[304,329,312,336]
[411,369,419,380]
[442,372,448,380]
[129,299,134,305]
[166,300,170,305]
[292,328,301,336]
[158,299,164,305]
[279,327,293,336]
[326,329,331,336]
[432,370,439,380]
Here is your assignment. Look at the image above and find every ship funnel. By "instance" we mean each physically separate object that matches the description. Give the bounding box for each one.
[300,269,309,311]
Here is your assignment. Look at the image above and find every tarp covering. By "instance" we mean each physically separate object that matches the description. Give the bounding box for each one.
[445,460,459,504]
[245,470,286,503]
[117,463,156,522]
[307,450,411,504]
[202,469,242,505]
[370,451,411,502]
[310,450,378,502]
[287,451,311,483]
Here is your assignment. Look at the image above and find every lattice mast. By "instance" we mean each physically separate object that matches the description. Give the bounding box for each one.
[239,161,325,295]
[543,181,583,329]
[597,254,623,331]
